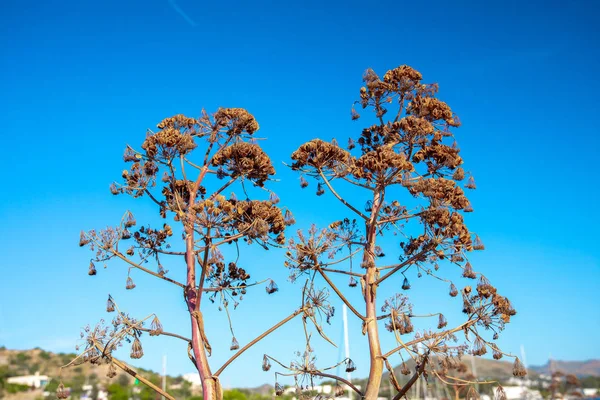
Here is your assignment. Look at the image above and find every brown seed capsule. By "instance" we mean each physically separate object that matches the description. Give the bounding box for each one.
[275,383,284,396]
[107,362,117,378]
[56,382,69,399]
[472,337,487,356]
[401,362,410,375]
[402,277,411,290]
[465,176,477,189]
[335,384,345,397]
[513,357,527,377]
[130,337,143,359]
[125,277,136,290]
[462,262,477,279]
[473,235,485,251]
[262,354,271,371]
[266,280,278,294]
[300,176,309,188]
[79,231,90,247]
[345,358,356,373]
[449,283,458,297]
[438,314,448,329]
[106,296,115,313]
[348,277,358,287]
[496,385,507,400]
[316,183,325,196]
[230,337,239,351]
[88,261,97,276]
[149,316,163,336]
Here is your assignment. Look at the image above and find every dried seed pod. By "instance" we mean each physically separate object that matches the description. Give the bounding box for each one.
[130,337,143,359]
[401,362,410,375]
[335,384,345,397]
[345,358,356,373]
[402,277,411,290]
[284,210,295,225]
[347,138,356,150]
[107,362,117,378]
[124,211,136,228]
[275,383,284,396]
[300,176,309,188]
[269,192,280,204]
[125,277,136,290]
[513,357,527,377]
[266,280,278,294]
[348,277,358,287]
[79,231,89,247]
[149,316,163,336]
[56,382,69,399]
[462,262,477,279]
[496,385,507,400]
[351,107,360,120]
[473,235,485,251]
[472,337,487,356]
[262,354,271,371]
[449,283,458,297]
[88,261,97,276]
[106,296,115,313]
[492,345,503,360]
[465,176,477,189]
[316,183,325,196]
[453,167,465,181]
[438,314,448,329]
[230,337,239,351]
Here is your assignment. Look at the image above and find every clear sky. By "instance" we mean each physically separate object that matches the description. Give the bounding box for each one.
[0,0,599,389]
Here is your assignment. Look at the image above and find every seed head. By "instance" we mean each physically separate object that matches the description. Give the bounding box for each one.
[449,283,458,297]
[56,382,69,399]
[149,316,163,336]
[401,362,410,375]
[438,314,448,329]
[79,231,90,247]
[88,261,97,276]
[345,358,356,373]
[106,296,115,313]
[513,357,527,377]
[262,354,271,371]
[125,277,136,290]
[130,337,143,359]
[107,362,117,378]
[266,280,278,294]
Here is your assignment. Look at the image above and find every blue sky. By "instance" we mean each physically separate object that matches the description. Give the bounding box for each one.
[0,0,599,389]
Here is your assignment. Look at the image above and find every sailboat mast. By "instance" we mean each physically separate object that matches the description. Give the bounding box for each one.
[343,304,352,400]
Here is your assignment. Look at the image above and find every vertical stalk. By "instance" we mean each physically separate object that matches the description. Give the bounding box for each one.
[364,189,384,399]
[185,166,222,400]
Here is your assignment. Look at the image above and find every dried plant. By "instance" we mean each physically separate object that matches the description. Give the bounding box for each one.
[65,108,299,400]
[263,65,523,398]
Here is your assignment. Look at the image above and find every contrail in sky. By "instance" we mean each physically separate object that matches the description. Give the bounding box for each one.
[167,0,197,26]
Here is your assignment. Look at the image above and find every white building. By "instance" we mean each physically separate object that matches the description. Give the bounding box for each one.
[80,384,108,400]
[500,385,544,400]
[182,372,202,388]
[7,372,49,388]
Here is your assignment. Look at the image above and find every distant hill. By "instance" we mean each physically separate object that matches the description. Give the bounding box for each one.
[1,346,599,399]
[530,360,600,377]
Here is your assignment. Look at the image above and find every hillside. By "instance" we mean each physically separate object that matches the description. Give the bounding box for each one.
[531,360,600,377]
[1,346,599,399]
